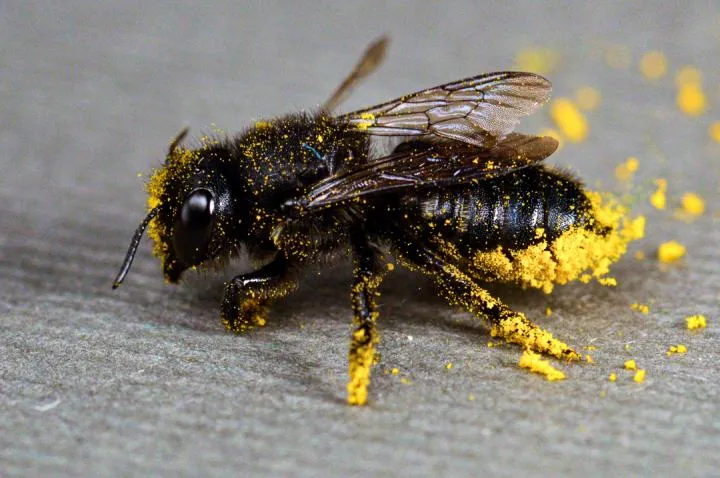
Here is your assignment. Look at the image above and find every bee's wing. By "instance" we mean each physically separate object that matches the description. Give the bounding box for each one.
[301,133,558,210]
[341,72,551,148]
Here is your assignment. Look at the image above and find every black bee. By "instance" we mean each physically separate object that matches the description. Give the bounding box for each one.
[114,38,643,405]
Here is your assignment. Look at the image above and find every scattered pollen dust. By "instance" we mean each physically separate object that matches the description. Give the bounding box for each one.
[686,315,707,330]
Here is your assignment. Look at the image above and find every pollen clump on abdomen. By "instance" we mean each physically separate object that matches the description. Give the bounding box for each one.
[467,191,645,293]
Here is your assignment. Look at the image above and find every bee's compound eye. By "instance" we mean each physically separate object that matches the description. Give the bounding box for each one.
[181,189,215,229]
[173,188,215,266]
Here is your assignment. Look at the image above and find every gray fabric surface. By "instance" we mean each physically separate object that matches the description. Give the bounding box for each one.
[2,1,719,476]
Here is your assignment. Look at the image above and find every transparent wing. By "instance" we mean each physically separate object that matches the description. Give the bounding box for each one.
[341,71,551,147]
[301,134,558,210]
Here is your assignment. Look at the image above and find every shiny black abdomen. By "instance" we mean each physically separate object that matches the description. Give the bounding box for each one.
[403,166,592,253]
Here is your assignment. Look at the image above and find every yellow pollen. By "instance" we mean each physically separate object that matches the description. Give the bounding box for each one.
[686,315,707,330]
[680,193,705,217]
[658,241,686,263]
[615,157,639,182]
[550,98,588,142]
[650,179,667,210]
[639,51,668,80]
[518,350,566,381]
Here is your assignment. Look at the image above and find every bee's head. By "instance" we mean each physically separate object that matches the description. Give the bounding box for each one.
[114,128,248,288]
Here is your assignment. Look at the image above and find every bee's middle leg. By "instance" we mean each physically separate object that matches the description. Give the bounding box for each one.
[394,242,580,361]
[347,232,387,406]
[221,255,298,333]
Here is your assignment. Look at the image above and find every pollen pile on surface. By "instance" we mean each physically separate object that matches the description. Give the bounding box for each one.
[666,344,688,356]
[615,157,639,182]
[550,98,588,142]
[624,359,637,370]
[675,66,706,117]
[686,315,707,330]
[650,179,667,210]
[630,303,650,315]
[677,84,706,116]
[676,66,702,86]
[469,191,645,293]
[639,51,668,80]
[709,121,720,143]
[658,240,686,263]
[633,369,646,383]
[518,350,566,381]
[680,193,705,217]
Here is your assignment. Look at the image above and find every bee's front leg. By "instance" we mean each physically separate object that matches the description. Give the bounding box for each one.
[221,255,298,333]
[347,233,387,406]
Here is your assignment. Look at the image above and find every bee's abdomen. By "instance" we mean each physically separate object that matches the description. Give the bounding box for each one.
[418,167,591,252]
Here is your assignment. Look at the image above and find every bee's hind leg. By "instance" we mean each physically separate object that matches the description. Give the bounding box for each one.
[394,242,580,361]
[221,255,298,333]
[346,231,388,406]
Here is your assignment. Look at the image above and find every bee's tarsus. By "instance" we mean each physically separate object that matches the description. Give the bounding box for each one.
[220,256,297,333]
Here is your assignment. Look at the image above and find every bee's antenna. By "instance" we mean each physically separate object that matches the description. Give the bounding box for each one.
[168,127,190,156]
[323,36,389,113]
[112,207,160,289]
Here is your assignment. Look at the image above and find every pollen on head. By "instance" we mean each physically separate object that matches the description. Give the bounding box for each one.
[144,147,203,266]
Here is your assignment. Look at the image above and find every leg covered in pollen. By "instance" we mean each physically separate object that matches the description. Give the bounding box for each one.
[397,243,580,361]
[221,255,298,333]
[488,307,580,361]
[347,232,387,406]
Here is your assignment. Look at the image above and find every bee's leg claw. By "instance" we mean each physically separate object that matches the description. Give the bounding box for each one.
[219,255,297,333]
[221,284,269,333]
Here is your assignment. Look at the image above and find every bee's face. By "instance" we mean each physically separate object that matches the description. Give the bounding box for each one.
[146,146,241,283]
[112,131,254,290]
